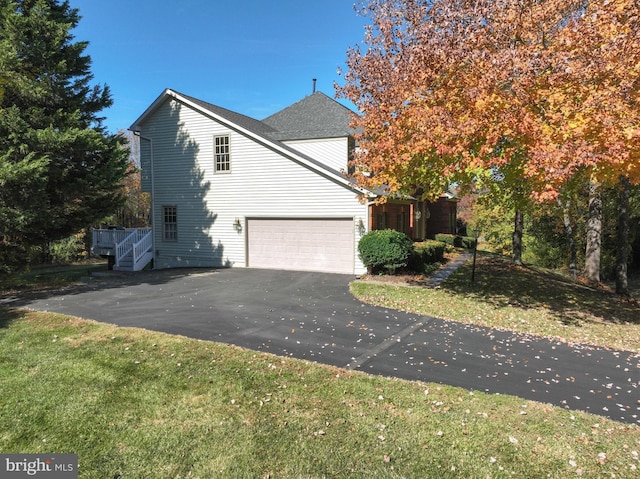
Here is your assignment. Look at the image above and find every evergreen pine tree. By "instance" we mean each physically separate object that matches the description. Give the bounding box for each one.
[0,0,129,275]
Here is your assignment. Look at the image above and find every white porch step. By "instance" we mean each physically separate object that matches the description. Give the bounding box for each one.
[94,227,154,272]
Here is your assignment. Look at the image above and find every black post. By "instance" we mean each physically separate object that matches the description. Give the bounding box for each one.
[471,229,479,282]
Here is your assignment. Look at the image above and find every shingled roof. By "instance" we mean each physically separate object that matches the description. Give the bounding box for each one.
[262,91,357,141]
[178,92,278,137]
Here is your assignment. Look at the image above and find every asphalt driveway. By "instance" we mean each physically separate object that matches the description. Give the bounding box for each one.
[9,267,640,425]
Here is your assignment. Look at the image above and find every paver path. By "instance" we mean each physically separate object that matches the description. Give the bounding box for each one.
[9,263,639,425]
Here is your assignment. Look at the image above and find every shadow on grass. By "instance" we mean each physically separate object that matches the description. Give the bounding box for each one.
[0,306,24,329]
[442,252,640,326]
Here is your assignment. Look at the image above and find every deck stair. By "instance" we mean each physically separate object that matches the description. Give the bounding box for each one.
[92,228,153,272]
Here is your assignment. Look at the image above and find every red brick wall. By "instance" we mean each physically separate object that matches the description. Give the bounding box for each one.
[426,198,457,236]
[369,203,414,237]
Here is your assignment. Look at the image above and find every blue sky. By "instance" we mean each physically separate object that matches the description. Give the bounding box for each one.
[70,0,369,133]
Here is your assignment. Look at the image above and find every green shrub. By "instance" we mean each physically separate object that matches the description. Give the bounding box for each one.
[415,240,446,263]
[521,233,565,269]
[434,234,477,250]
[460,236,477,249]
[50,233,87,264]
[434,233,458,247]
[408,240,446,273]
[358,229,414,274]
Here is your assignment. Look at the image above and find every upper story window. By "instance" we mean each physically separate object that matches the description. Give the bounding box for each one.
[214,135,230,172]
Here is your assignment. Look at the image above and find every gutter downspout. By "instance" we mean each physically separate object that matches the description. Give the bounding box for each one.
[131,130,155,269]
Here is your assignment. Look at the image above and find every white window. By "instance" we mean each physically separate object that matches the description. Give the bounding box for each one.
[163,206,177,241]
[214,135,230,172]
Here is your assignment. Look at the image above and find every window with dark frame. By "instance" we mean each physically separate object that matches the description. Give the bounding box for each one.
[214,135,230,172]
[163,206,177,241]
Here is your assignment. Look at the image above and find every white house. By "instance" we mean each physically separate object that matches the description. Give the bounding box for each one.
[126,88,373,275]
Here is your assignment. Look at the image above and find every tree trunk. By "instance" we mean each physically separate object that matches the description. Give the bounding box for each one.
[512,209,524,265]
[616,176,631,295]
[584,182,602,282]
[558,197,577,279]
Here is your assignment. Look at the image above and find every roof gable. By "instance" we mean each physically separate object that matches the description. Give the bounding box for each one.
[129,89,277,137]
[262,92,357,141]
[129,89,371,197]
[179,92,278,137]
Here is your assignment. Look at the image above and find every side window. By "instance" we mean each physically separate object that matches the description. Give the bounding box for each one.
[163,206,177,241]
[214,135,230,173]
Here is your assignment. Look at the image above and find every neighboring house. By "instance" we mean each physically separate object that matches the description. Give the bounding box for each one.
[121,88,456,275]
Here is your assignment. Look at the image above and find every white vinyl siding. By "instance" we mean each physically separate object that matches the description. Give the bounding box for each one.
[138,97,369,273]
[283,137,349,172]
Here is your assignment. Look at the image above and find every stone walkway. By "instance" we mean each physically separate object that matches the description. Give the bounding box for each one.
[358,251,474,288]
[422,251,473,287]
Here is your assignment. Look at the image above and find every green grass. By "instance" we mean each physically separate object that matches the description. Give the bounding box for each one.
[352,252,640,352]
[1,260,108,291]
[1,257,639,477]
[0,309,638,478]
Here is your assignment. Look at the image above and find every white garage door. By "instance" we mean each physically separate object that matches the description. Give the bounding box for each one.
[247,218,354,274]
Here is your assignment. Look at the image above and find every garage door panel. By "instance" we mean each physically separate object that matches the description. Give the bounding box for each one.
[247,218,354,274]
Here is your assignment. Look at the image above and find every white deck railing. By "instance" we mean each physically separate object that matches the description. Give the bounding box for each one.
[131,229,153,271]
[92,228,148,250]
[92,228,153,271]
[114,230,139,267]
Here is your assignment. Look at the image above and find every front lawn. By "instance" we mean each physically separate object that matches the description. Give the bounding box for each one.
[351,252,640,352]
[0,309,638,478]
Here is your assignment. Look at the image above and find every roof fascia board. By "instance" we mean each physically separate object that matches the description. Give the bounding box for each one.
[129,88,174,132]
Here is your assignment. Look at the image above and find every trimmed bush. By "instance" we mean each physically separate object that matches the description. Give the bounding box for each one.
[460,235,477,249]
[415,240,446,263]
[434,233,477,250]
[408,240,446,273]
[358,229,414,274]
[434,233,460,247]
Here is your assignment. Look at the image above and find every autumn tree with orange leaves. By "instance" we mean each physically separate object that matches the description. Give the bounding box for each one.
[339,0,640,289]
